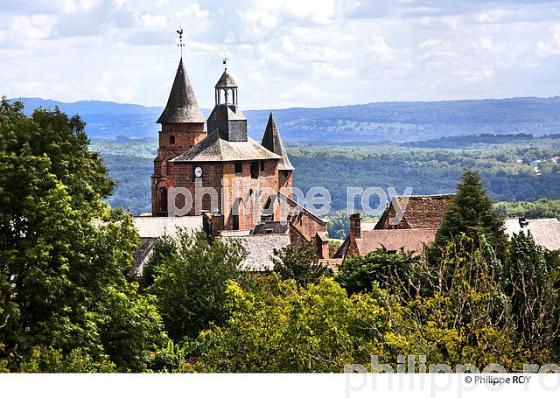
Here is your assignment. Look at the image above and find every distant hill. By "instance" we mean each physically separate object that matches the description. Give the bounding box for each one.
[9,96,560,143]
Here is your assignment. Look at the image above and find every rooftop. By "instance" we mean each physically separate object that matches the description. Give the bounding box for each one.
[157,58,205,124]
[132,216,203,238]
[505,218,560,251]
[215,70,237,88]
[375,194,455,229]
[171,132,280,163]
[221,234,290,271]
[358,228,437,253]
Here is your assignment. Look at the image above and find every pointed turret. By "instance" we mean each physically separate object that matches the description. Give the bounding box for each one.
[157,58,204,124]
[262,112,294,171]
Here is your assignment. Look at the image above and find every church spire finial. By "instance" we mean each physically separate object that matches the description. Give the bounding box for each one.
[223,54,229,71]
[177,28,185,58]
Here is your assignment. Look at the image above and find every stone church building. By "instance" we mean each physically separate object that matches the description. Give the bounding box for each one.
[151,57,296,232]
[128,54,331,273]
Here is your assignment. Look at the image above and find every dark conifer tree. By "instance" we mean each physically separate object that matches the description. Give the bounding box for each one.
[435,170,507,254]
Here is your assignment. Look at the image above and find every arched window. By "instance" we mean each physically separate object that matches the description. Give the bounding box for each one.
[169,135,175,145]
[159,187,168,213]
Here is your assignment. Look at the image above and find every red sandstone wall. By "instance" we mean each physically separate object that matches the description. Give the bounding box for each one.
[151,122,205,215]
[167,159,283,231]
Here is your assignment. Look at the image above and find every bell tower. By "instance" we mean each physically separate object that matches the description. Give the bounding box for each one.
[152,30,205,216]
[206,58,248,142]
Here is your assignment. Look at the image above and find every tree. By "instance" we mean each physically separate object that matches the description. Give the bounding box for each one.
[140,235,177,290]
[149,231,246,340]
[385,235,529,370]
[0,99,164,371]
[435,170,507,255]
[502,232,560,359]
[272,242,332,287]
[195,277,396,372]
[335,248,418,298]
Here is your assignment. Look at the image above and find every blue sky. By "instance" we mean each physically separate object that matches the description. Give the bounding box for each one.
[1,0,560,109]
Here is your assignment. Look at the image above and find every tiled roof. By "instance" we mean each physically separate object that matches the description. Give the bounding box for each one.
[207,103,246,124]
[157,58,205,124]
[261,113,294,171]
[335,229,436,259]
[357,229,436,253]
[375,194,455,229]
[132,216,203,238]
[215,70,237,87]
[505,218,560,251]
[221,234,291,271]
[171,132,280,162]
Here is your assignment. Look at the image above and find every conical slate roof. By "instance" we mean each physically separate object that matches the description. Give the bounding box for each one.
[261,112,294,171]
[215,70,237,88]
[157,58,204,124]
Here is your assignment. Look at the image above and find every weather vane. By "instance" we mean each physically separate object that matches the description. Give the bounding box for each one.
[177,28,185,58]
[223,54,229,70]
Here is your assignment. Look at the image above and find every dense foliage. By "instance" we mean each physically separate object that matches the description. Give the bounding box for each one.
[495,198,560,219]
[148,231,246,340]
[0,100,164,372]
[272,243,332,287]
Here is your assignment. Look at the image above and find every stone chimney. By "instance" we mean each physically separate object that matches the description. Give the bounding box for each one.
[349,213,361,239]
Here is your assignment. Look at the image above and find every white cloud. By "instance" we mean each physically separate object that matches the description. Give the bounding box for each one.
[11,15,57,41]
[178,4,209,21]
[370,36,395,61]
[2,0,560,107]
[139,13,168,28]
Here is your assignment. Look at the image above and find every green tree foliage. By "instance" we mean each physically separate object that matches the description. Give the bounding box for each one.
[195,276,396,372]
[324,211,349,240]
[91,138,560,216]
[494,199,560,219]
[394,235,530,369]
[194,236,534,372]
[503,232,560,359]
[148,231,246,340]
[272,242,332,287]
[140,235,177,290]
[335,248,417,298]
[0,99,164,372]
[16,347,116,373]
[435,170,507,254]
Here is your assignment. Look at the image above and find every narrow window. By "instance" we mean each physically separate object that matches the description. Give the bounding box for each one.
[169,135,175,144]
[159,187,168,213]
[232,214,239,230]
[260,161,265,171]
[250,161,259,179]
[234,161,243,174]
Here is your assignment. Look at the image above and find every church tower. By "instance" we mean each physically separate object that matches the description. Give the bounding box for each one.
[152,57,205,216]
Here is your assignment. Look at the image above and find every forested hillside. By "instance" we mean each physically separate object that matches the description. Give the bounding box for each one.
[91,135,560,215]
[13,96,560,143]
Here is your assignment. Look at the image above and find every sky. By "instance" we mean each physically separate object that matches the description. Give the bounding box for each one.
[1,0,560,109]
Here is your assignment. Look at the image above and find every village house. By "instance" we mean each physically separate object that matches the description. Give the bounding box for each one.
[334,194,455,260]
